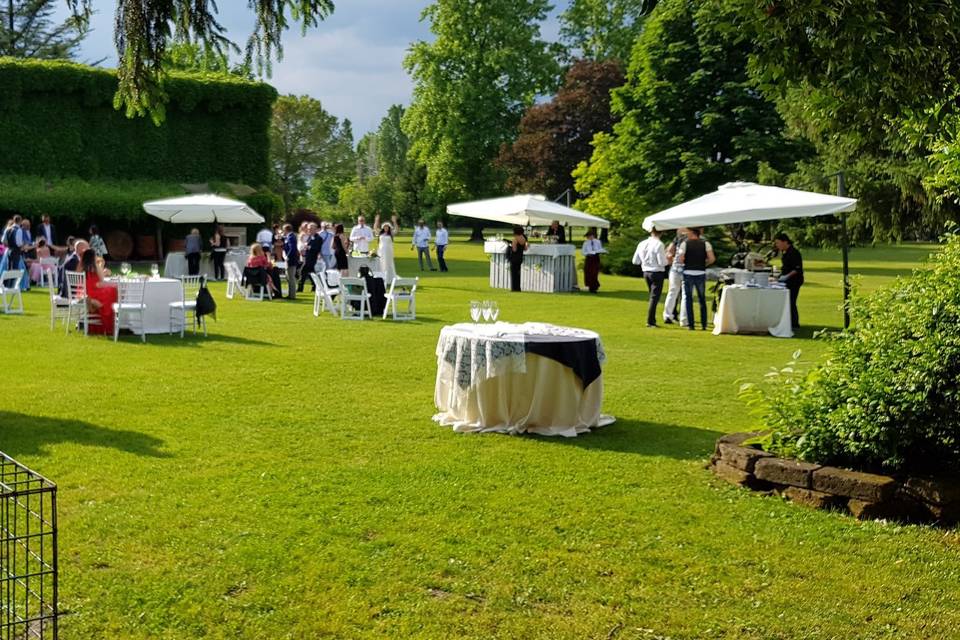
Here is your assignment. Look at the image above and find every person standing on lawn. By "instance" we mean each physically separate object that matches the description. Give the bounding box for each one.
[632,227,668,327]
[435,221,449,272]
[774,232,804,328]
[282,223,301,300]
[412,219,436,271]
[185,228,203,276]
[582,229,604,293]
[678,227,715,330]
[298,223,321,292]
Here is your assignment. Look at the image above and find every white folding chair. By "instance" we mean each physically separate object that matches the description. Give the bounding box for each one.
[310,272,340,317]
[275,261,288,298]
[38,257,59,289]
[113,278,147,342]
[169,275,206,338]
[383,276,418,320]
[339,277,371,320]
[0,270,24,314]
[48,276,72,330]
[64,271,100,335]
[225,262,247,300]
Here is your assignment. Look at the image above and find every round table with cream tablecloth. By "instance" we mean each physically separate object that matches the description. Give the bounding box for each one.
[433,322,615,437]
[712,285,793,338]
[107,277,184,334]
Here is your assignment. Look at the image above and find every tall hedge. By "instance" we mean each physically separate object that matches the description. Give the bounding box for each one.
[0,58,277,185]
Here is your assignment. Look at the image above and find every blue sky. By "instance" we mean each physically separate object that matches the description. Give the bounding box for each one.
[59,2,562,137]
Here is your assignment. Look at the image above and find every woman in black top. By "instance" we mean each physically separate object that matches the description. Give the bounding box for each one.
[508,225,527,292]
[774,232,804,328]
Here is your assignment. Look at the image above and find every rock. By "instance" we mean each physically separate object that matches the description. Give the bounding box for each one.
[812,467,897,502]
[712,461,753,487]
[901,476,960,506]
[718,442,774,473]
[755,458,820,488]
[782,487,842,510]
[715,431,766,455]
[847,498,927,522]
[924,502,960,525]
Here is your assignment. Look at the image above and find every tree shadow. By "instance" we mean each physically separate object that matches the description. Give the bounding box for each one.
[0,412,170,460]
[526,418,723,460]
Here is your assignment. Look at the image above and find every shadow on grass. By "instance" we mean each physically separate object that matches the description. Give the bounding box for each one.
[0,411,169,459]
[528,418,722,460]
[114,332,277,347]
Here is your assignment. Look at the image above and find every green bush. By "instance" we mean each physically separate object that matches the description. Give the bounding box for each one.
[0,57,276,185]
[741,234,960,474]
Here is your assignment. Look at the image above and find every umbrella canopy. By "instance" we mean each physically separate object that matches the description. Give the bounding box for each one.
[642,182,857,231]
[447,194,610,229]
[143,194,265,224]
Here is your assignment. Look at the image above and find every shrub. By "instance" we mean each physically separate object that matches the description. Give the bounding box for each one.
[740,234,960,474]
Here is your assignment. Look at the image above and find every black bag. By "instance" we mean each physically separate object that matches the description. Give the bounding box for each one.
[195,277,217,319]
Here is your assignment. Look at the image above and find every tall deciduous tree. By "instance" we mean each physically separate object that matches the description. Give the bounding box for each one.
[574,0,807,225]
[270,94,347,213]
[559,0,650,62]
[0,0,86,58]
[402,0,560,207]
[497,59,624,199]
[67,0,334,121]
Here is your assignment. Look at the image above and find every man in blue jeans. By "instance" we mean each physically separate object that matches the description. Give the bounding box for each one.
[678,227,715,330]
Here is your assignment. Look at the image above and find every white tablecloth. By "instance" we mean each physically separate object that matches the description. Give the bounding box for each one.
[347,255,382,275]
[164,250,247,279]
[433,322,614,436]
[713,285,793,338]
[137,278,183,334]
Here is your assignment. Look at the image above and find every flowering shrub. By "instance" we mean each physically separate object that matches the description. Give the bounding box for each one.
[740,233,960,474]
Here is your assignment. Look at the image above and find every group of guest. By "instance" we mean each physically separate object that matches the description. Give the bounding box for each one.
[633,227,804,330]
[1,215,111,291]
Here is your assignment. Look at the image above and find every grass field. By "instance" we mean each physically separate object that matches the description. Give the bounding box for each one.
[3,237,959,639]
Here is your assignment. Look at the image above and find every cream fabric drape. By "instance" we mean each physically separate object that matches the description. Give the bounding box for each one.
[712,286,793,338]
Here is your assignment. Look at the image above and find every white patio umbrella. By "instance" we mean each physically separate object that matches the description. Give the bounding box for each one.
[641,182,856,232]
[447,194,610,229]
[143,194,265,224]
[641,181,858,329]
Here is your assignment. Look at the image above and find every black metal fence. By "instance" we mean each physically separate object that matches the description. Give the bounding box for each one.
[0,453,58,640]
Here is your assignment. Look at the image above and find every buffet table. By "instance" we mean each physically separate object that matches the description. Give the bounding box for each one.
[713,285,793,338]
[483,241,577,292]
[433,322,615,436]
[164,249,247,280]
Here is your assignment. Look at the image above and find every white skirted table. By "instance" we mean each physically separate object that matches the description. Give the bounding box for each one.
[163,249,247,280]
[434,322,615,437]
[483,241,577,292]
[347,255,382,276]
[106,277,183,334]
[713,285,793,338]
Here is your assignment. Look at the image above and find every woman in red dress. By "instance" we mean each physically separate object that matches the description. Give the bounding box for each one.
[80,248,117,335]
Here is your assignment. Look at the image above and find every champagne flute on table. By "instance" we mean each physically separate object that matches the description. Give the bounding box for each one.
[150,263,160,279]
[481,300,492,323]
[489,301,500,323]
[470,300,482,323]
[120,262,131,277]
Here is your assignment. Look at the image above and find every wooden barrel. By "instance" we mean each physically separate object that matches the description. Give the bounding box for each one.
[136,235,157,259]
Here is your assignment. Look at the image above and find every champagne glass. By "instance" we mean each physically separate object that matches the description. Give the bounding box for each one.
[150,263,159,279]
[481,300,492,322]
[469,300,481,323]
[120,262,131,277]
[489,301,500,323]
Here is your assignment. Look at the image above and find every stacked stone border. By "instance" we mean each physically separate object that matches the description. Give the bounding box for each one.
[710,433,960,524]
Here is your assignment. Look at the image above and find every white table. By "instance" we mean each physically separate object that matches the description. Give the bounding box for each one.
[483,242,578,292]
[347,255,382,276]
[164,249,247,280]
[713,285,793,338]
[132,278,183,334]
[433,322,615,437]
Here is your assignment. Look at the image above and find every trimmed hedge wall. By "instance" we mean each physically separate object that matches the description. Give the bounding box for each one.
[0,57,277,185]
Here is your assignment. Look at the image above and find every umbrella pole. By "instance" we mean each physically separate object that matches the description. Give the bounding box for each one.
[837,173,850,330]
[156,221,164,262]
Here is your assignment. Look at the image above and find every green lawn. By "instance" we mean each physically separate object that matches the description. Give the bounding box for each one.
[3,239,958,639]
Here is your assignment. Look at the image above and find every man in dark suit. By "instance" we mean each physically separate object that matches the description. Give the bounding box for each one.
[282,223,301,300]
[38,214,56,247]
[58,239,88,297]
[297,223,321,292]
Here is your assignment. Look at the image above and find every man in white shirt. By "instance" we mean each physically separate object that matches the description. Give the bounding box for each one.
[632,227,668,327]
[256,226,273,251]
[435,221,449,272]
[412,219,435,271]
[349,215,374,254]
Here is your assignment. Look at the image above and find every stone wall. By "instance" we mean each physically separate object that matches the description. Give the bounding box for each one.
[710,433,960,524]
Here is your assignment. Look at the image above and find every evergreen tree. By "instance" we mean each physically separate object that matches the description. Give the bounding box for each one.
[0,0,87,59]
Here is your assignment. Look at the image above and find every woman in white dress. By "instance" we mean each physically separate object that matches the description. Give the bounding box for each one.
[378,222,397,284]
